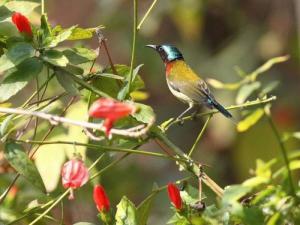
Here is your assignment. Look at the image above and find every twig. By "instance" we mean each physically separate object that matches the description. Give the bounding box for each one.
[162,96,277,131]
[0,107,155,138]
[137,0,158,30]
[266,111,296,197]
[188,115,212,157]
[127,0,138,98]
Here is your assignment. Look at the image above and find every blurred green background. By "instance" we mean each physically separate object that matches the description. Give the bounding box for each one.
[2,0,300,224]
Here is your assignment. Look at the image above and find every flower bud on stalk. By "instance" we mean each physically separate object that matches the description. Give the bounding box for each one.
[61,159,89,200]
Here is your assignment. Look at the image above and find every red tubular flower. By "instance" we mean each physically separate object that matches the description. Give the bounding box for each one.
[89,98,136,137]
[93,185,110,212]
[11,12,32,36]
[61,159,89,199]
[167,183,182,210]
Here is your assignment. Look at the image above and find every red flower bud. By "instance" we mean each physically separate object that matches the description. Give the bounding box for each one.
[61,159,89,199]
[11,12,32,36]
[89,98,136,137]
[167,183,182,210]
[93,185,110,212]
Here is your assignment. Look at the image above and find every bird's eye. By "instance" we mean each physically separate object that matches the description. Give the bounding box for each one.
[158,46,163,51]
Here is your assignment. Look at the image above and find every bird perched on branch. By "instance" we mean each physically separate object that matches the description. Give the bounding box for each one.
[146,44,232,121]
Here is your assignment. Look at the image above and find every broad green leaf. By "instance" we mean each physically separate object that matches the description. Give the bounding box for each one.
[42,49,69,67]
[206,78,241,90]
[0,57,43,102]
[0,21,18,36]
[4,142,46,192]
[222,185,252,204]
[48,26,76,48]
[237,108,264,132]
[241,207,264,225]
[68,26,104,40]
[0,6,11,21]
[5,1,40,15]
[0,42,35,73]
[55,69,79,95]
[64,64,84,75]
[236,82,261,104]
[137,192,158,225]
[132,103,155,124]
[115,196,137,225]
[63,47,97,65]
[0,114,14,137]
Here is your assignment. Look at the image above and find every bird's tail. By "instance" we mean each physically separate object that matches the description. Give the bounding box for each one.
[210,98,232,118]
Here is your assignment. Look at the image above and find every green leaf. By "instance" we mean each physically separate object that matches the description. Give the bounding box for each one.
[0,6,12,21]
[40,14,53,46]
[206,78,241,90]
[68,27,103,40]
[5,1,40,15]
[55,68,79,95]
[115,196,137,225]
[236,82,261,104]
[259,81,279,97]
[0,57,43,102]
[237,108,264,132]
[0,20,18,37]
[132,103,155,124]
[48,26,76,48]
[42,49,69,67]
[222,185,252,204]
[4,142,46,191]
[63,47,97,65]
[0,42,35,73]
[266,212,281,225]
[93,73,124,80]
[117,64,144,100]
[249,55,289,80]
[137,192,158,225]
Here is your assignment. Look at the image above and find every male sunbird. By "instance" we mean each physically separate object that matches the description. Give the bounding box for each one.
[146,44,232,121]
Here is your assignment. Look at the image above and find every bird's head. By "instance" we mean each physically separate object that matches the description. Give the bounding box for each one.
[146,44,184,63]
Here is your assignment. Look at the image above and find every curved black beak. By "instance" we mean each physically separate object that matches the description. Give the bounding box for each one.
[145,44,158,50]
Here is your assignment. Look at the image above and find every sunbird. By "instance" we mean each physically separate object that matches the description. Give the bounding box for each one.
[146,44,232,121]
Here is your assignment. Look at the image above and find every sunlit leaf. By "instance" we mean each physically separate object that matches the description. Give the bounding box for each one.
[115,196,137,225]
[206,78,241,90]
[42,49,69,67]
[4,142,46,192]
[237,108,264,132]
[5,1,40,15]
[68,26,104,41]
[130,91,149,101]
[132,103,155,124]
[48,26,76,48]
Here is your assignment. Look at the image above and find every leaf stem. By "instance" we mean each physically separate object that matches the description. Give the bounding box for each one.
[127,0,138,98]
[137,0,158,30]
[266,113,296,197]
[188,115,212,157]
